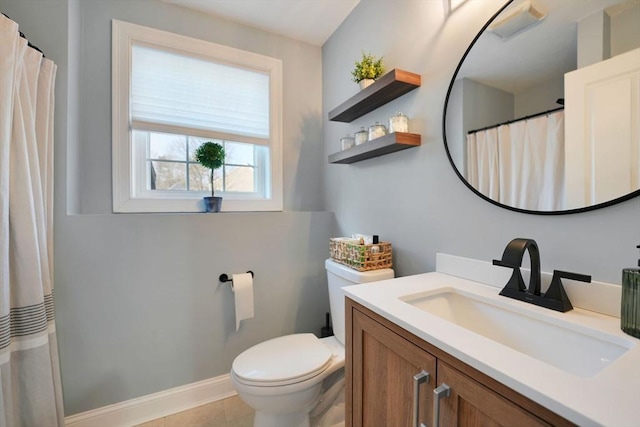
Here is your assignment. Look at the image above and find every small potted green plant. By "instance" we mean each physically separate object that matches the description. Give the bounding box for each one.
[194,141,226,213]
[351,52,385,90]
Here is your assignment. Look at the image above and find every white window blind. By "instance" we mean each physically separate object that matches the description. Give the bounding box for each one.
[131,44,270,142]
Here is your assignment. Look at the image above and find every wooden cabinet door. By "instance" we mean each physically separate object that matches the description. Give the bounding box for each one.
[348,308,436,427]
[435,362,549,427]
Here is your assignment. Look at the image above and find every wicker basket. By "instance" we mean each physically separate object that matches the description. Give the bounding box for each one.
[329,238,393,272]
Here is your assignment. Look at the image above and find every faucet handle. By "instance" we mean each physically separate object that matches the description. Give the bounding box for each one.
[492,259,519,269]
[551,270,591,284]
[544,270,591,312]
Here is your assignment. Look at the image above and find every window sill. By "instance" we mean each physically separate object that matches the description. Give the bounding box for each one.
[112,197,283,213]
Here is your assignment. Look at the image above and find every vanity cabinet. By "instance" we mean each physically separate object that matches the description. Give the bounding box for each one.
[346,298,573,427]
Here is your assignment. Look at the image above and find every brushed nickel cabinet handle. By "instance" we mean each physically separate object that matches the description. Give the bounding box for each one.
[413,370,430,427]
[433,383,451,427]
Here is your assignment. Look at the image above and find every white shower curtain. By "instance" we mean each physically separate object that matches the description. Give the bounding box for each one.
[466,110,565,210]
[466,127,500,202]
[1,14,64,427]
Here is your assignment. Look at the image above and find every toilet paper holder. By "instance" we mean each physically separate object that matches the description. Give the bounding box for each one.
[219,271,254,284]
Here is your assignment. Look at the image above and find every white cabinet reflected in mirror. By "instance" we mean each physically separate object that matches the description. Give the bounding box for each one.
[444,0,640,214]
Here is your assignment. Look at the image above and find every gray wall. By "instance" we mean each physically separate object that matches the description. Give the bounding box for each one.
[609,2,640,57]
[514,75,564,117]
[463,78,514,136]
[3,0,332,416]
[323,0,638,282]
[578,2,640,69]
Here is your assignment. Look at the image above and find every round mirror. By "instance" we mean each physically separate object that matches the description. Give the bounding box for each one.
[443,0,640,214]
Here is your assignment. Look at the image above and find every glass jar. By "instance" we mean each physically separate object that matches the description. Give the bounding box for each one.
[368,122,387,140]
[354,127,368,145]
[340,134,355,150]
[389,112,409,133]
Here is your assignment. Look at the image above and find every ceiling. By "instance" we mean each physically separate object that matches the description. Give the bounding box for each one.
[457,0,634,94]
[163,0,360,46]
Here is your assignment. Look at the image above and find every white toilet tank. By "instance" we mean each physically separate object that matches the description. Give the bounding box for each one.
[325,259,394,345]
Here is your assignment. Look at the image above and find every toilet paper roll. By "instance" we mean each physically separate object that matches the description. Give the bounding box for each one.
[232,273,254,331]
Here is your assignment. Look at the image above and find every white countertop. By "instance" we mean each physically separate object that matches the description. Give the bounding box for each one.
[343,271,640,426]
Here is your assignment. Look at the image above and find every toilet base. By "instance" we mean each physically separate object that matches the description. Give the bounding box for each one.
[243,370,346,427]
[232,371,323,427]
[254,410,310,427]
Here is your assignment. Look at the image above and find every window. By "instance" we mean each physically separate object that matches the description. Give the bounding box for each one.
[112,20,283,212]
[133,132,268,196]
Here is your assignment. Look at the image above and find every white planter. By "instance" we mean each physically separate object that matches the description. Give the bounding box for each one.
[359,79,375,90]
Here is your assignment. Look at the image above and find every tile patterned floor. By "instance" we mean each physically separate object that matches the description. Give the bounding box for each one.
[135,395,254,427]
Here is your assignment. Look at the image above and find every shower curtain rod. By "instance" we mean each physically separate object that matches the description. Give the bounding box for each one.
[467,106,564,135]
[1,13,45,57]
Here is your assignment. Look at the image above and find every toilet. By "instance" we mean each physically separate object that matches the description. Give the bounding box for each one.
[231,258,394,427]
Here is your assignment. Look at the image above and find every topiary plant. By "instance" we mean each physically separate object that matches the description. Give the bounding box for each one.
[194,141,225,198]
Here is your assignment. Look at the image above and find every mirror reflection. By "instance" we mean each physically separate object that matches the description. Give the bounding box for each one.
[444,0,640,213]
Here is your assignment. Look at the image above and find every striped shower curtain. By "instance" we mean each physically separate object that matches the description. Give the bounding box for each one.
[1,14,64,426]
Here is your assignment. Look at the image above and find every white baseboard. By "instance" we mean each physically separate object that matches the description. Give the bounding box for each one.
[64,374,236,427]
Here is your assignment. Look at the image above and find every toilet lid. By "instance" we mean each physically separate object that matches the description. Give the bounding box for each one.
[232,333,333,385]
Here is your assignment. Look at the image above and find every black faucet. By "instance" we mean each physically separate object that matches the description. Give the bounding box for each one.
[493,238,591,312]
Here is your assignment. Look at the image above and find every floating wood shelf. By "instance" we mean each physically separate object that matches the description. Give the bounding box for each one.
[328,69,421,123]
[328,132,421,164]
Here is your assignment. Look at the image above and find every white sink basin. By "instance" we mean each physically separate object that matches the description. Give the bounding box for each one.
[401,288,632,377]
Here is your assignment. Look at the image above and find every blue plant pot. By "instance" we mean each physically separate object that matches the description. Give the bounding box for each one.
[203,196,223,213]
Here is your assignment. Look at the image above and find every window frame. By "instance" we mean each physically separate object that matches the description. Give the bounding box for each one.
[112,20,283,213]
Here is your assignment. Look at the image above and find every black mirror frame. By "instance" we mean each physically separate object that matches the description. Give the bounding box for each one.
[442,0,640,215]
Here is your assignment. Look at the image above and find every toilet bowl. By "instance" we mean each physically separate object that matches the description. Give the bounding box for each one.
[231,259,394,427]
[231,334,344,427]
